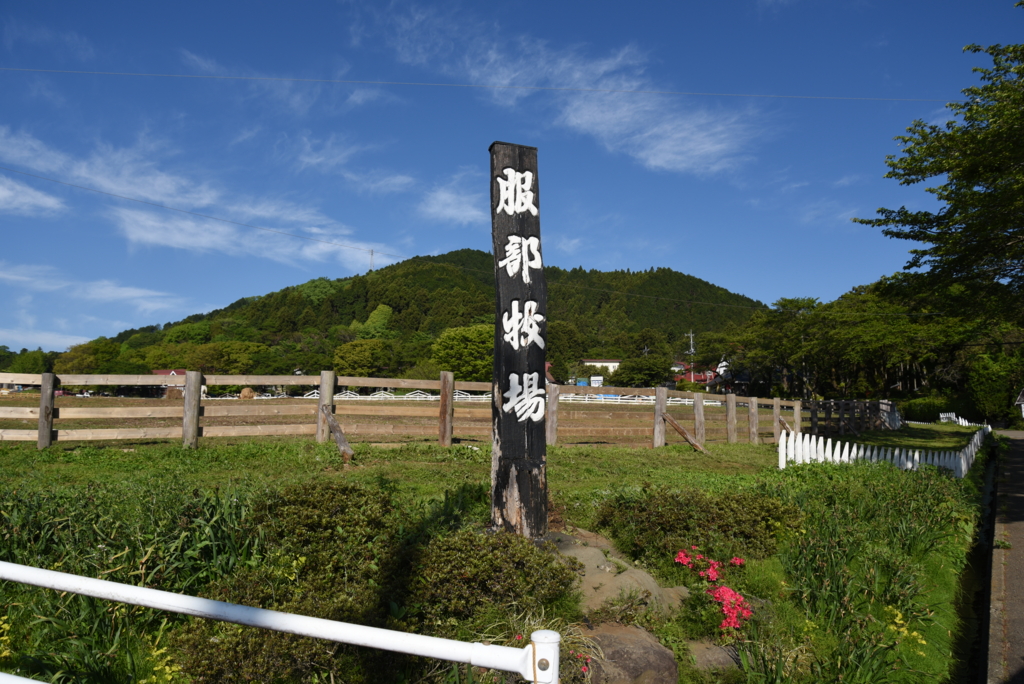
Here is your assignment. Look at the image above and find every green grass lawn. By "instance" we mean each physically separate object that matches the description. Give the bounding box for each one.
[0,438,777,525]
[835,422,981,451]
[0,430,993,684]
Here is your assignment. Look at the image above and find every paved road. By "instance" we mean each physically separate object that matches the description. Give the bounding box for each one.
[990,430,1024,683]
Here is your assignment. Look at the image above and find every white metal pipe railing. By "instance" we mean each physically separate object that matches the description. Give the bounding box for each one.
[0,673,38,683]
[0,561,560,683]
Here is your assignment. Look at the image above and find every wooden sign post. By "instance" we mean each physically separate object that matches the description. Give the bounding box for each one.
[489,141,548,538]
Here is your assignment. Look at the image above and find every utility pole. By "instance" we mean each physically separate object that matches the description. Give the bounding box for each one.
[687,330,696,383]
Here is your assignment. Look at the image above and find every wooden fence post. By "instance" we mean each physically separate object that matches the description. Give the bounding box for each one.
[37,372,56,450]
[793,399,802,434]
[772,398,781,443]
[824,401,832,436]
[545,383,559,446]
[182,370,203,449]
[439,371,454,447]
[653,386,667,448]
[693,393,706,445]
[726,394,737,443]
[748,397,759,444]
[810,400,818,435]
[316,370,336,443]
[838,401,846,435]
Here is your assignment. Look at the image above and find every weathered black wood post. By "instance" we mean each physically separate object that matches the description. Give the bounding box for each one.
[489,141,548,538]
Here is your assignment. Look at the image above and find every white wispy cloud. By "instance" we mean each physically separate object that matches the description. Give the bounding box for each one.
[111,208,395,272]
[0,328,90,351]
[293,134,413,194]
[0,126,219,208]
[0,262,184,315]
[418,172,487,225]
[342,170,416,194]
[2,19,95,60]
[296,134,363,170]
[833,175,862,187]
[383,7,759,175]
[799,199,860,225]
[0,127,402,270]
[555,236,583,254]
[0,175,65,215]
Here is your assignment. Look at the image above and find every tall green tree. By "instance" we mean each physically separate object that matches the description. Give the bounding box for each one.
[431,324,493,382]
[855,25,1024,305]
[334,339,392,378]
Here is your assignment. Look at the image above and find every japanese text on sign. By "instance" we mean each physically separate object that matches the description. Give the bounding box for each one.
[498,235,543,284]
[495,168,538,216]
[502,299,546,351]
[502,372,546,422]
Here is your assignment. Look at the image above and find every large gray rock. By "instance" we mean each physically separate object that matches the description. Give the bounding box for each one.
[585,623,678,684]
[548,529,689,613]
[687,640,739,671]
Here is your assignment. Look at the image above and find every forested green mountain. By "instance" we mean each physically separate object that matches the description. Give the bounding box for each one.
[34,249,763,381]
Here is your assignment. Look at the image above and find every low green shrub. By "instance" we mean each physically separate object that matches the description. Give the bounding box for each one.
[594,486,801,581]
[171,480,409,683]
[899,392,980,423]
[171,481,583,683]
[409,529,583,637]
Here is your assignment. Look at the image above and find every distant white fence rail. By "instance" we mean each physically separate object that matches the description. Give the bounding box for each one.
[777,424,991,478]
[0,560,559,683]
[939,412,987,427]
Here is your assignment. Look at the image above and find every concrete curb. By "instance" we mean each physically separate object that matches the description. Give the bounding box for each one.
[989,430,1024,683]
[989,528,1006,683]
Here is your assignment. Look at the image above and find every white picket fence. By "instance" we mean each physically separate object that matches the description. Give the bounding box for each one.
[777,424,991,478]
[939,412,987,427]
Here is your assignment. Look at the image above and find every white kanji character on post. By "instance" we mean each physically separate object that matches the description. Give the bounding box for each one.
[502,300,545,351]
[502,372,546,422]
[496,168,538,217]
[497,235,543,284]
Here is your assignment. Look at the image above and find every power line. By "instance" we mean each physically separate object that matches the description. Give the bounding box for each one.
[0,66,958,103]
[1,164,947,317]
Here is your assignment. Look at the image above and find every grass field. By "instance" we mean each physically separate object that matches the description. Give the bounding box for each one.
[835,421,980,451]
[0,422,993,683]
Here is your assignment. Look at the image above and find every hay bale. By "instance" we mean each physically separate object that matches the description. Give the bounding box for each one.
[165,388,183,400]
[240,387,256,400]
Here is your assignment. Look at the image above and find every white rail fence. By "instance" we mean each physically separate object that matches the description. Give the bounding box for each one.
[0,560,559,683]
[777,424,991,478]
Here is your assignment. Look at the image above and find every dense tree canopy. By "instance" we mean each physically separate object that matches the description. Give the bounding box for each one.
[431,325,493,382]
[36,249,762,382]
[855,31,1024,305]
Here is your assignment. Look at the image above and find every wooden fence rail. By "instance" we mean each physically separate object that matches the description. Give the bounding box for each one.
[1,371,900,451]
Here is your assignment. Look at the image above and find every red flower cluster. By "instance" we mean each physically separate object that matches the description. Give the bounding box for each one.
[674,545,753,632]
[569,650,591,674]
[707,584,754,630]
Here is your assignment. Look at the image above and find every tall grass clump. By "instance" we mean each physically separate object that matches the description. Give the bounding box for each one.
[0,482,262,683]
[743,459,980,682]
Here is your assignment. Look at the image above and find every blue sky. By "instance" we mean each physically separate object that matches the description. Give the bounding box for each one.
[1,1,1021,352]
